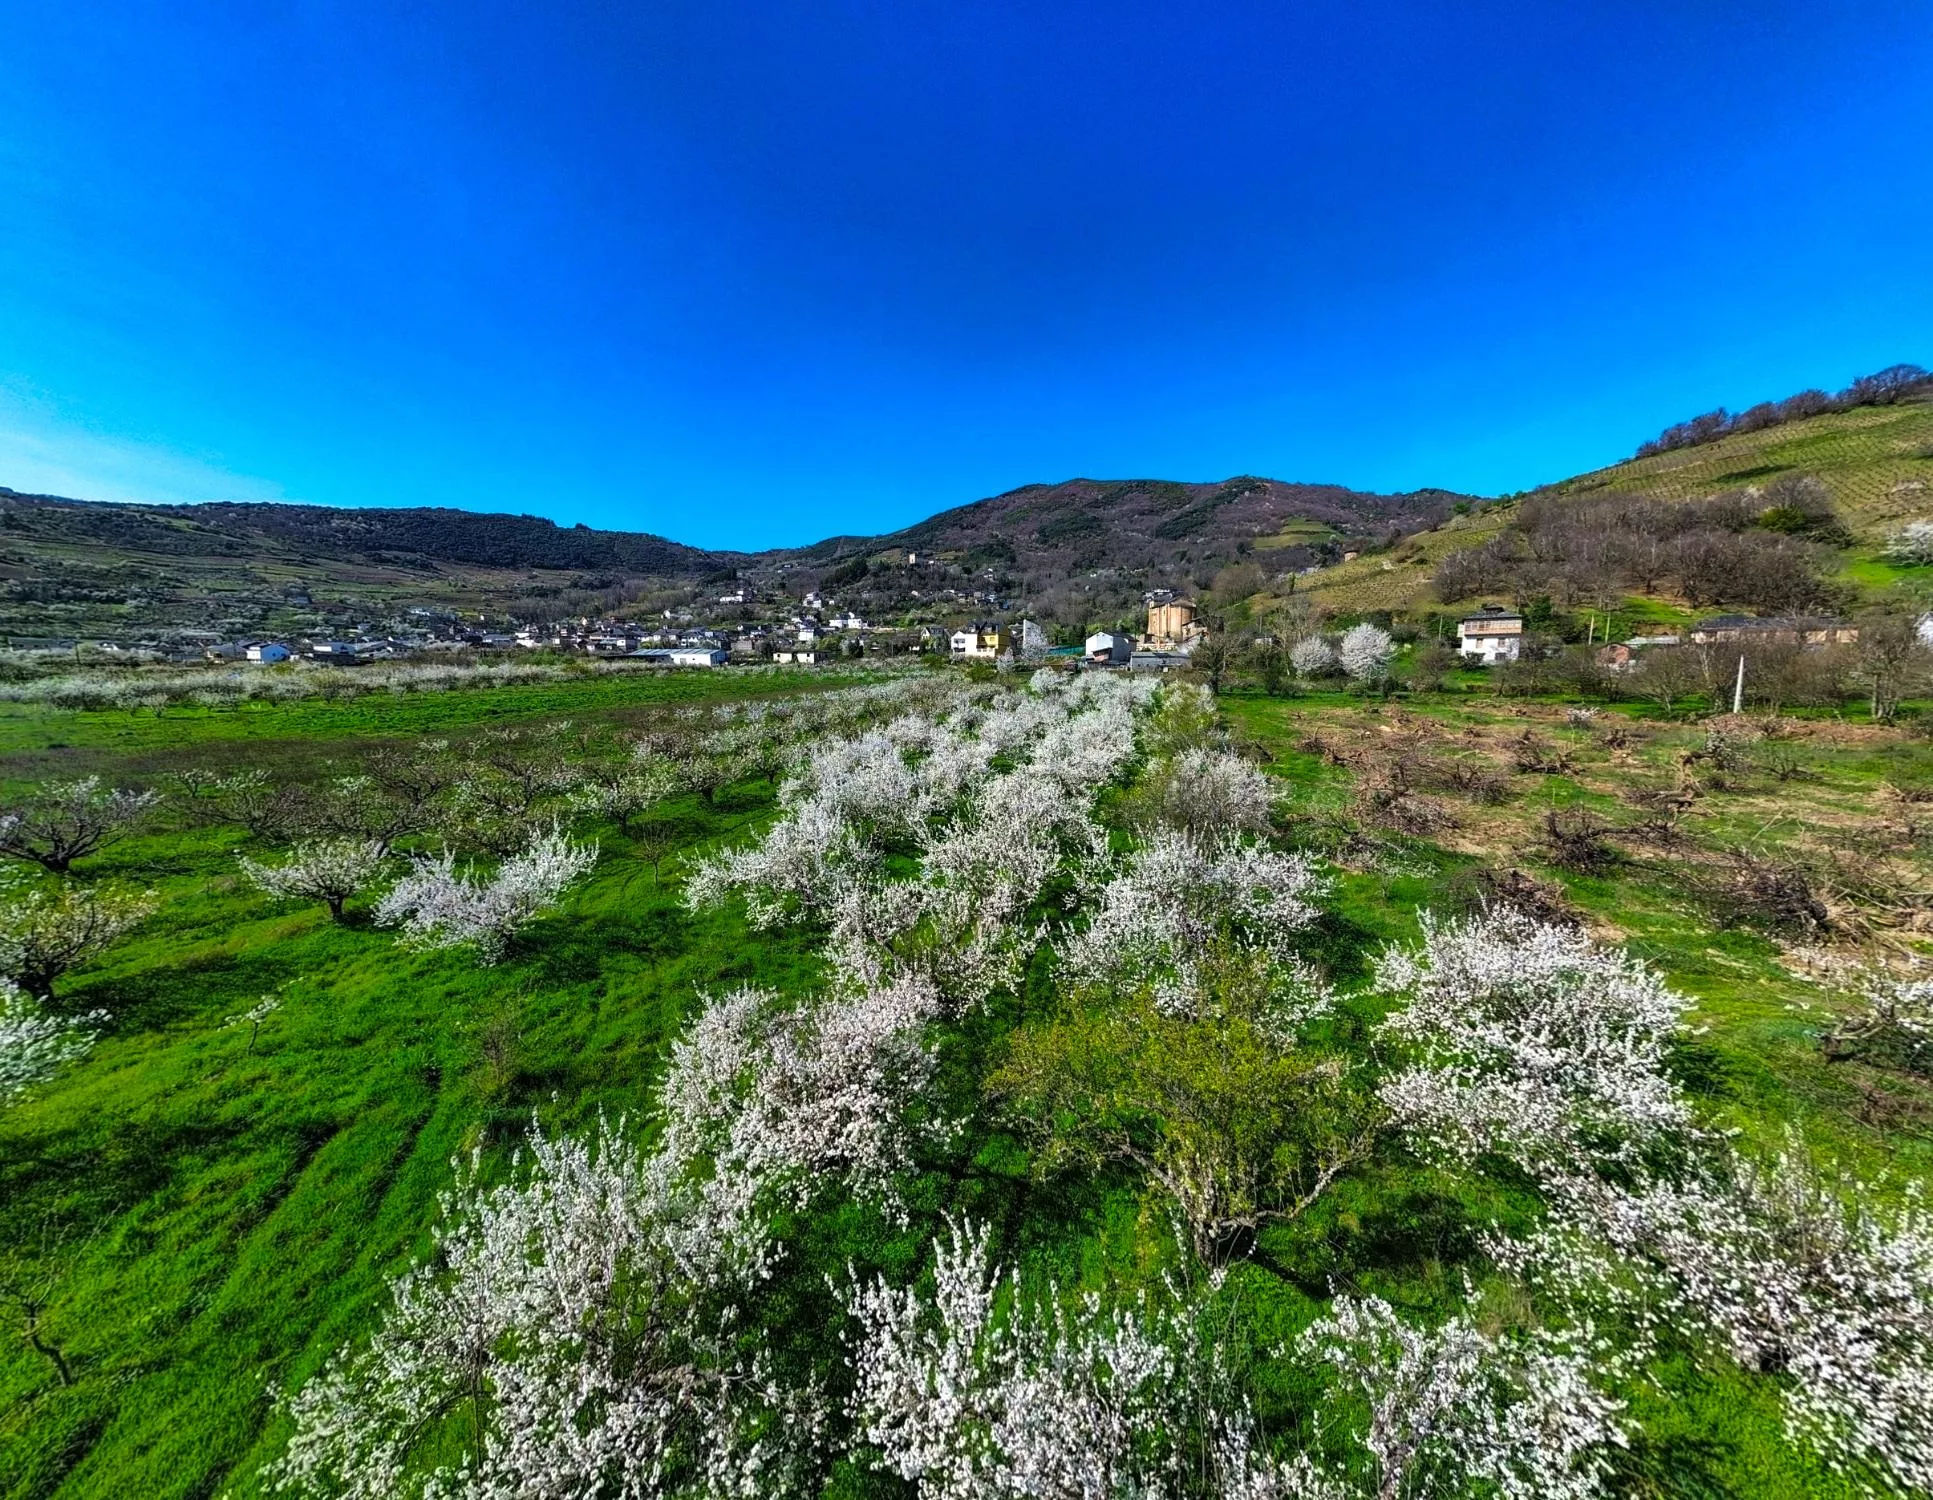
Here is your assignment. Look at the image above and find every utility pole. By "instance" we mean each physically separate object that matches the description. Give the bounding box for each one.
[1732,653,1746,715]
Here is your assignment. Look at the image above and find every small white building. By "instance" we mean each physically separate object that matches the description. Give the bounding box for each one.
[669,647,727,667]
[245,642,292,664]
[1085,630,1133,665]
[773,649,819,665]
[1456,606,1523,665]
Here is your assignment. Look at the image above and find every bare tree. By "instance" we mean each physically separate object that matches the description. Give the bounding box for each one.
[1631,647,1706,718]
[1854,611,1928,722]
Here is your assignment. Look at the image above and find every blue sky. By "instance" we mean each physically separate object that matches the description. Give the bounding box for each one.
[1,2,1928,550]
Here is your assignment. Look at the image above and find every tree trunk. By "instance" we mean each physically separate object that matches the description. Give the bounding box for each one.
[24,1312,73,1387]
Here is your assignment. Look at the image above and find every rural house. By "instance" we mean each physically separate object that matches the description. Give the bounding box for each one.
[1689,615,1858,647]
[1456,605,1523,664]
[950,622,1008,659]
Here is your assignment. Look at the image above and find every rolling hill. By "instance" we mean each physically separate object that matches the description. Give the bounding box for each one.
[5,376,1928,642]
[0,475,1471,642]
[1293,391,1933,618]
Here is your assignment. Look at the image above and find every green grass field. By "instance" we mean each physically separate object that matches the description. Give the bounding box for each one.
[3,669,1931,1497]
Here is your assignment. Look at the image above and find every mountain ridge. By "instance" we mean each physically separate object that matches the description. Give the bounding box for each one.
[0,472,1468,576]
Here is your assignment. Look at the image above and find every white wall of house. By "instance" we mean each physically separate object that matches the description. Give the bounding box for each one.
[1457,631,1520,663]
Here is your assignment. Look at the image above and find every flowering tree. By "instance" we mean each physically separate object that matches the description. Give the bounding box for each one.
[1375,911,1690,1173]
[823,769,1108,1006]
[1817,963,1933,1077]
[689,676,1150,952]
[1886,519,1933,566]
[567,751,681,835]
[1290,636,1338,678]
[1057,830,1327,1018]
[647,979,946,1282]
[1336,623,1395,683]
[262,1121,819,1500]
[845,1218,1186,1500]
[1503,1144,1933,1497]
[375,828,596,963]
[0,777,157,874]
[1,981,101,1106]
[238,839,388,922]
[1146,749,1277,846]
[1275,1295,1625,1500]
[0,877,157,1002]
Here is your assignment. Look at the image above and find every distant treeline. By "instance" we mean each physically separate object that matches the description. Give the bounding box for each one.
[1435,473,1846,615]
[0,492,737,578]
[1635,363,1930,459]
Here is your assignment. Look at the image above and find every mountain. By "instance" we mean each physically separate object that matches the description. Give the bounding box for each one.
[0,492,737,576]
[0,475,1471,642]
[807,476,1470,573]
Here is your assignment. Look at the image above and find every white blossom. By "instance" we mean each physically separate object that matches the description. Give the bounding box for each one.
[0,875,158,1001]
[1289,637,1337,678]
[1059,830,1329,1019]
[845,1218,1185,1500]
[649,980,947,1281]
[1885,519,1933,566]
[1375,911,1691,1171]
[1153,749,1276,844]
[238,838,388,922]
[263,1120,819,1500]
[0,980,101,1106]
[826,768,1109,1005]
[1336,624,1395,682]
[1285,1295,1624,1500]
[375,827,596,963]
[1506,1144,1933,1496]
[0,775,157,875]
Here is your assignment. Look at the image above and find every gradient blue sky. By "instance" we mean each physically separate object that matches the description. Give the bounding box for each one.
[1,2,1928,549]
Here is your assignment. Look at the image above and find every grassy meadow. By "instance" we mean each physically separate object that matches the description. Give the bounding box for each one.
[2,665,1931,1498]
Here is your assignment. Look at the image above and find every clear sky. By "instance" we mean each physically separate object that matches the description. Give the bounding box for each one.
[1,2,1928,550]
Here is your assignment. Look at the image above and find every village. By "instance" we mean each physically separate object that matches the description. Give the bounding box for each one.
[41,589,1890,691]
[47,585,1230,673]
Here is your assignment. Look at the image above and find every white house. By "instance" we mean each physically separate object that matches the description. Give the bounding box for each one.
[245,642,292,664]
[828,611,867,631]
[773,649,819,665]
[1456,606,1523,665]
[1085,630,1133,665]
[950,623,1008,659]
[668,647,727,667]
